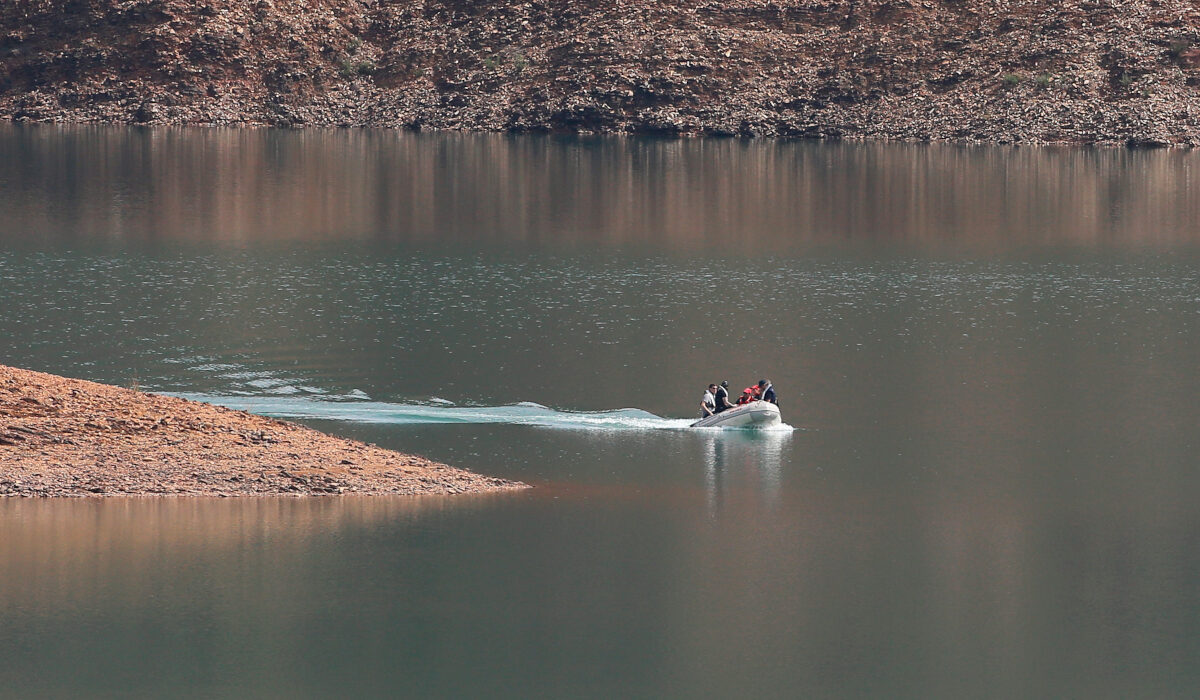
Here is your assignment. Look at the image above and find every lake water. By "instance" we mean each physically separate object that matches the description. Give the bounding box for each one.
[2,125,1200,697]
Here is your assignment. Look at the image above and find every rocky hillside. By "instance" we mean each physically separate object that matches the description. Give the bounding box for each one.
[3,0,1200,145]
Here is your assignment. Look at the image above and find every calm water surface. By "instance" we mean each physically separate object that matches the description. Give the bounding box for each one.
[2,125,1200,697]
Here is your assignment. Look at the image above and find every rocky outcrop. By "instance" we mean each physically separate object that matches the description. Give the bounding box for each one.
[0,364,526,497]
[2,0,1199,146]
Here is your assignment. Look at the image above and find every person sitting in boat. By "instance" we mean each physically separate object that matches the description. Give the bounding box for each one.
[736,386,756,405]
[757,379,777,405]
[714,380,733,413]
[700,384,717,416]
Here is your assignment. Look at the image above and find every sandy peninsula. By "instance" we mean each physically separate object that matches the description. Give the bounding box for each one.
[0,364,526,497]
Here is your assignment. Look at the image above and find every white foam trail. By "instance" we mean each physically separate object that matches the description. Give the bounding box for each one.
[172,394,795,433]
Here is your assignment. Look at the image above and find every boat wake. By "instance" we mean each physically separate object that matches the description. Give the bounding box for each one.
[174,395,795,433]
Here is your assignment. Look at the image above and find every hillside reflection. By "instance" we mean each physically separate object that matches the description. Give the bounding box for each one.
[2,125,1199,252]
[4,474,1198,698]
[0,495,500,612]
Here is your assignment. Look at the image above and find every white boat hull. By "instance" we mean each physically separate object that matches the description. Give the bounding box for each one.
[690,401,781,428]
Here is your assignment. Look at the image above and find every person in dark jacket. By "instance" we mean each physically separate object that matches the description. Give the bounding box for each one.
[714,380,733,413]
[757,379,777,405]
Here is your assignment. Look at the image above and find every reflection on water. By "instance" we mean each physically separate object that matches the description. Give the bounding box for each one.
[5,463,1199,698]
[3,125,1200,696]
[700,429,792,515]
[3,125,1200,252]
[0,495,498,612]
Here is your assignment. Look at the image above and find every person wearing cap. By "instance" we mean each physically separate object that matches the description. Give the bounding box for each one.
[700,384,717,417]
[757,378,777,405]
[713,380,733,413]
[736,386,756,405]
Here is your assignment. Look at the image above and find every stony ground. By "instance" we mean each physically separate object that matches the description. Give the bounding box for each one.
[2,0,1199,146]
[0,364,526,497]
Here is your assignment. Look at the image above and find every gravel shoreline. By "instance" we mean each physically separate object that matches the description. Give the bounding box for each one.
[0,365,527,498]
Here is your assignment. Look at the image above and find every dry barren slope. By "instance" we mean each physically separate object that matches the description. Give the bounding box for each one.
[2,0,1200,145]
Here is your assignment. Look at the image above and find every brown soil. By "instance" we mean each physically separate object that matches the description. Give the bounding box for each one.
[2,0,1199,146]
[0,364,527,497]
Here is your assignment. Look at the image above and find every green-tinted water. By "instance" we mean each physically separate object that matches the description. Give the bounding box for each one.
[2,125,1200,697]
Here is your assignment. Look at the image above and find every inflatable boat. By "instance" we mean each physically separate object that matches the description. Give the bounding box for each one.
[691,400,781,428]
